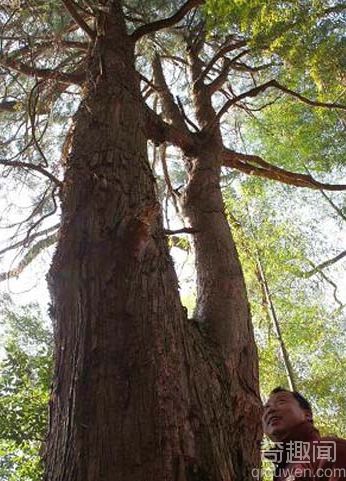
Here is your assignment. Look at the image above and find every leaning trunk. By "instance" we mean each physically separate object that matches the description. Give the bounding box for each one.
[44,4,261,481]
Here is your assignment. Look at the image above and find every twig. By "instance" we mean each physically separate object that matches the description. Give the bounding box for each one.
[316,268,344,308]
[23,186,58,245]
[320,190,346,222]
[304,165,346,221]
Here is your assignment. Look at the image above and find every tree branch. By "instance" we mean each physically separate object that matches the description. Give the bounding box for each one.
[176,96,200,132]
[231,61,275,73]
[62,0,95,39]
[272,80,346,110]
[302,251,346,278]
[0,159,62,187]
[164,227,198,235]
[256,253,297,390]
[144,104,196,154]
[201,40,247,80]
[213,79,346,127]
[0,223,60,256]
[0,232,58,283]
[5,40,88,64]
[207,58,232,95]
[304,165,346,221]
[0,55,85,85]
[306,261,344,308]
[152,54,188,132]
[131,0,204,41]
[222,149,346,191]
[320,190,346,222]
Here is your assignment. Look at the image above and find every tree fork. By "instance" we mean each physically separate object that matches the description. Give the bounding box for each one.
[43,3,261,481]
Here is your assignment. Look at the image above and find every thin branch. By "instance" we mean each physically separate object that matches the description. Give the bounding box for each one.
[273,80,346,110]
[302,251,346,278]
[304,166,346,221]
[28,80,50,167]
[62,0,95,39]
[139,73,160,92]
[0,223,60,256]
[212,79,346,127]
[2,183,52,231]
[0,159,62,187]
[131,0,204,41]
[235,205,297,389]
[230,61,275,73]
[4,40,88,64]
[159,143,184,223]
[0,232,58,283]
[320,190,346,222]
[24,186,58,244]
[201,40,247,80]
[176,96,200,132]
[308,262,344,308]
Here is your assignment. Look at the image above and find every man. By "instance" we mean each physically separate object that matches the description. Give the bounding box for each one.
[262,387,346,481]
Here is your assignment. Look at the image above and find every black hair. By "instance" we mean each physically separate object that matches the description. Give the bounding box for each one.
[270,386,313,422]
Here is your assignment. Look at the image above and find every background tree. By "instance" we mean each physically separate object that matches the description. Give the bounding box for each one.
[0,297,52,481]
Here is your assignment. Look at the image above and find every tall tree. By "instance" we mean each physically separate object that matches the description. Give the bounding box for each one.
[0,1,344,480]
[1,1,261,480]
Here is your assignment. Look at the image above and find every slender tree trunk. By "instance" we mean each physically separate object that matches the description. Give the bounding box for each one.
[44,4,261,481]
[256,256,297,391]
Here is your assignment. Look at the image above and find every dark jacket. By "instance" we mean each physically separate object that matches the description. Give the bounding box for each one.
[269,422,346,481]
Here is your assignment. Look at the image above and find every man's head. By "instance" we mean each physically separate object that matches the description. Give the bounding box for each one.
[262,387,313,442]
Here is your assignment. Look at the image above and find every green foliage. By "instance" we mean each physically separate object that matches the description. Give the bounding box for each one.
[245,100,345,173]
[224,182,346,437]
[0,298,53,481]
[204,0,345,179]
[204,0,345,93]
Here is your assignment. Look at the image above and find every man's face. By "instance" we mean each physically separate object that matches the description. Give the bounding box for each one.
[262,391,311,442]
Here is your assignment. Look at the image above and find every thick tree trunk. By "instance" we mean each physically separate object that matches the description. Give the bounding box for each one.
[44,4,261,481]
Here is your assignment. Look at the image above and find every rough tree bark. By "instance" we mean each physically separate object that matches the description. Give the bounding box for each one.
[44,3,261,481]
